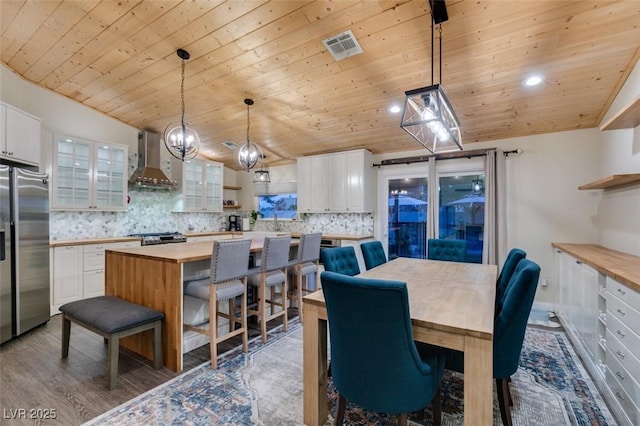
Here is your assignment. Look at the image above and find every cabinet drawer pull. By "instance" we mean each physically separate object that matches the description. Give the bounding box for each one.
[615,391,625,401]
[615,371,625,381]
[616,330,625,338]
[616,308,626,316]
[616,350,625,360]
[616,288,626,296]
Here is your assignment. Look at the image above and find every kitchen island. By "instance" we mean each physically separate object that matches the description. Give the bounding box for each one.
[105,238,297,372]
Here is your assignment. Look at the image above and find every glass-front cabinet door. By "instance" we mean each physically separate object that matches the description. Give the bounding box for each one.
[175,159,223,212]
[94,144,127,210]
[204,162,222,211]
[52,135,128,211]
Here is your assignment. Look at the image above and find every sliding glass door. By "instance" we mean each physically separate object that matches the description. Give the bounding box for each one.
[386,177,428,259]
[438,173,485,263]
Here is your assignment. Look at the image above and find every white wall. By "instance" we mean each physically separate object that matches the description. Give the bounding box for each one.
[1,64,138,148]
[596,58,640,255]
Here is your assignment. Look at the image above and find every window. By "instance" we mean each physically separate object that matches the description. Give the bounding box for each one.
[257,193,298,219]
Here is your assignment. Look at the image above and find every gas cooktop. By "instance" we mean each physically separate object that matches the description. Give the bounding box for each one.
[128,232,187,246]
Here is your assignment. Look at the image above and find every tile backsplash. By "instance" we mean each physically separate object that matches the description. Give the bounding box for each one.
[49,190,374,241]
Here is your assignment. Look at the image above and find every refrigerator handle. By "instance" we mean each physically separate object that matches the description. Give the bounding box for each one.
[0,230,5,261]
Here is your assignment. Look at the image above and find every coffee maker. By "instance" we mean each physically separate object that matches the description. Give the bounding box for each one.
[228,214,240,231]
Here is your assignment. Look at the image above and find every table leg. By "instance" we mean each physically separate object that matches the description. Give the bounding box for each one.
[463,335,493,425]
[303,303,328,426]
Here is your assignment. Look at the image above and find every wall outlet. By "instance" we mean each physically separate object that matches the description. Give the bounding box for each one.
[541,277,548,287]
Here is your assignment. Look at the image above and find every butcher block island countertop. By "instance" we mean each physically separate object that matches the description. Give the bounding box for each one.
[104,238,298,263]
[552,243,640,292]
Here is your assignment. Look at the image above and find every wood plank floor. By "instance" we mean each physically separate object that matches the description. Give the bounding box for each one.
[0,309,296,425]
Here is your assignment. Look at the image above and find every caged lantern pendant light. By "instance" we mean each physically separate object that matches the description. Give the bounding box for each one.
[164,49,200,161]
[400,0,462,153]
[237,98,264,172]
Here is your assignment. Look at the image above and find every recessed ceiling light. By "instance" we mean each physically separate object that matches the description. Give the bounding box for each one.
[524,75,543,87]
[389,104,402,114]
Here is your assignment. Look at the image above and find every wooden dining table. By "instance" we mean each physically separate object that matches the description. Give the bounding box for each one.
[104,237,298,372]
[302,257,497,426]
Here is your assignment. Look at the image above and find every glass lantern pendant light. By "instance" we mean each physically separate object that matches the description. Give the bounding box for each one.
[164,48,200,161]
[237,98,263,171]
[400,1,462,153]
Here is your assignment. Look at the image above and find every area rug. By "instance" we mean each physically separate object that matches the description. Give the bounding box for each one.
[85,319,617,426]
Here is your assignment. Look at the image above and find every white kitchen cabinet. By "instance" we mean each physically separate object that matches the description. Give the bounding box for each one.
[51,134,128,211]
[0,101,41,165]
[173,159,223,212]
[297,149,373,213]
[52,245,83,311]
[606,276,640,425]
[553,244,640,426]
[51,240,140,313]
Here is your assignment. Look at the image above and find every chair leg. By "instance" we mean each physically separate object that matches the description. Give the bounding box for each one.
[61,315,71,358]
[297,269,303,322]
[334,393,346,426]
[496,378,512,426]
[209,293,218,369]
[397,413,408,426]
[282,274,288,332]
[432,385,442,426]
[231,298,237,332]
[259,276,267,343]
[241,279,248,353]
[153,320,162,370]
[107,335,119,390]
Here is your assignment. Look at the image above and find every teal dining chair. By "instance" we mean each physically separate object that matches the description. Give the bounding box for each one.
[321,271,445,426]
[441,258,540,426]
[427,239,468,262]
[360,240,388,270]
[495,248,526,313]
[320,246,360,276]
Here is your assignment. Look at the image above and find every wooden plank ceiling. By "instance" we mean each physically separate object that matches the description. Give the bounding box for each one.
[2,0,640,169]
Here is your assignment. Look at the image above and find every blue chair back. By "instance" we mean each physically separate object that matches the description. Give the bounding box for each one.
[320,271,442,414]
[444,258,540,379]
[427,239,468,262]
[493,258,540,378]
[495,248,526,313]
[360,240,387,270]
[320,246,360,276]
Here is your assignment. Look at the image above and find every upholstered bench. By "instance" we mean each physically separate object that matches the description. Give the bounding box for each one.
[60,296,164,390]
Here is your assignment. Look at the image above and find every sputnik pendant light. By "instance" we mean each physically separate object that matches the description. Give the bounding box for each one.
[400,0,462,153]
[164,48,200,161]
[237,98,264,172]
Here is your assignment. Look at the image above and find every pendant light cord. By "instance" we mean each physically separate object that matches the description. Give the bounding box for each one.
[180,59,186,160]
[439,24,443,85]
[431,13,434,86]
[429,11,444,86]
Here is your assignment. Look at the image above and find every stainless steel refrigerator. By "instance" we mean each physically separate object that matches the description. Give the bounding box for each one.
[0,164,50,344]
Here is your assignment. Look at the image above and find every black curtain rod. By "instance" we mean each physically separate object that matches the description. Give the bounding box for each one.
[372,148,495,168]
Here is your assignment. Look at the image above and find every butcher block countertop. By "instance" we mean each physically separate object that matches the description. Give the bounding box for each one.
[106,238,298,264]
[552,243,640,292]
[50,232,372,247]
[50,236,141,248]
[290,232,373,241]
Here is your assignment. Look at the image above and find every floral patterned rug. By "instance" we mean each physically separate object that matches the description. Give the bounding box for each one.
[84,320,616,425]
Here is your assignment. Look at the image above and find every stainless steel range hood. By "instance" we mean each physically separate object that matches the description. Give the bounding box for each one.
[129,131,177,190]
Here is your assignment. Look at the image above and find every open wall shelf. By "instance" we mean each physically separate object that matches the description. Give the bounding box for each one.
[579,174,640,190]
[600,95,640,131]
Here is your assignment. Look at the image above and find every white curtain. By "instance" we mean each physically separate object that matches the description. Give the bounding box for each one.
[427,156,438,240]
[482,150,507,266]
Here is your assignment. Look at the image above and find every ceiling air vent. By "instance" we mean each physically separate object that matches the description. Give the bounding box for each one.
[322,30,363,61]
[221,141,240,150]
